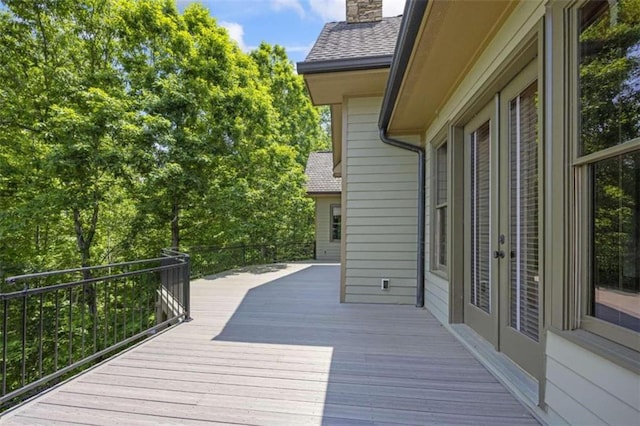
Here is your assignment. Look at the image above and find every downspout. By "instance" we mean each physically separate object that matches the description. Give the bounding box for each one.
[379,130,425,308]
[378,0,429,308]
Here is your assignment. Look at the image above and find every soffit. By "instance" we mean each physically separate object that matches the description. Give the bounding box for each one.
[331,104,342,178]
[387,0,517,134]
[303,68,389,106]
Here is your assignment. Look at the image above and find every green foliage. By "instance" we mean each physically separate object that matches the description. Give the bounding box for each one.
[0,0,321,279]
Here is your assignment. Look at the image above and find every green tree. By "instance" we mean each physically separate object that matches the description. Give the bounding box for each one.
[250,42,329,164]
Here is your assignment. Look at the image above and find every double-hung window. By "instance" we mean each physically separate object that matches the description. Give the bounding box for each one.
[330,204,341,241]
[433,142,448,272]
[575,0,640,350]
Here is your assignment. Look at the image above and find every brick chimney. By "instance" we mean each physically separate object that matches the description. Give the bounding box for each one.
[346,0,383,24]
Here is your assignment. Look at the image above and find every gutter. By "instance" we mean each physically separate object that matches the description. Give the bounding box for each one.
[296,55,393,75]
[378,0,429,308]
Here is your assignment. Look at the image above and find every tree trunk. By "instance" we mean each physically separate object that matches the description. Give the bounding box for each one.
[171,200,180,250]
[73,207,97,315]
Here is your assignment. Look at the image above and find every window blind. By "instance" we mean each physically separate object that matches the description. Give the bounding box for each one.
[509,83,539,341]
[471,122,491,314]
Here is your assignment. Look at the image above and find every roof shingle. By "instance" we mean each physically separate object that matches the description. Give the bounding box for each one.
[303,16,402,64]
[305,152,341,194]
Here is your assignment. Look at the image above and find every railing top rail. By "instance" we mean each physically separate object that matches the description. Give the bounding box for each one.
[5,254,187,284]
[0,262,185,300]
[161,248,189,257]
[186,242,313,251]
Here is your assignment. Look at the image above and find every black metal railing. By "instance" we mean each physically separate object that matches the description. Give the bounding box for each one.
[0,251,190,409]
[188,241,315,278]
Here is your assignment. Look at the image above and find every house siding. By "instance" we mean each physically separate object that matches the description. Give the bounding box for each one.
[344,96,418,304]
[545,332,640,425]
[314,195,341,261]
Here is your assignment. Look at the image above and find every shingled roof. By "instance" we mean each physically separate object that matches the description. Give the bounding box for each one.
[297,16,402,74]
[305,152,342,194]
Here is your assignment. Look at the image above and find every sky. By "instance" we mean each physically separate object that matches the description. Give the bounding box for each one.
[176,0,407,65]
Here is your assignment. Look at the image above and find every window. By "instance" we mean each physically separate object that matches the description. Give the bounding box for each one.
[330,204,341,241]
[433,141,448,272]
[576,0,640,348]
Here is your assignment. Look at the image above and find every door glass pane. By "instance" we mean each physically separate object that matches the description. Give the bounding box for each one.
[509,82,540,341]
[470,122,491,313]
[592,151,640,332]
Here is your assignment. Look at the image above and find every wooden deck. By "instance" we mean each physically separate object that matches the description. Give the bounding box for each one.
[2,263,538,425]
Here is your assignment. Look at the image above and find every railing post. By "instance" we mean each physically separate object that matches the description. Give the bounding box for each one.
[182,254,191,321]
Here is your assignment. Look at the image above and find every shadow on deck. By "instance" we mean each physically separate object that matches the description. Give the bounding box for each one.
[1,264,538,425]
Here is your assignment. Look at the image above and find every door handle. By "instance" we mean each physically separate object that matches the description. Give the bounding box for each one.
[493,250,505,259]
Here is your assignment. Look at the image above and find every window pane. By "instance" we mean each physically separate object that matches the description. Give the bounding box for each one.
[331,205,341,241]
[592,151,640,332]
[579,0,640,156]
[436,144,448,205]
[437,206,447,267]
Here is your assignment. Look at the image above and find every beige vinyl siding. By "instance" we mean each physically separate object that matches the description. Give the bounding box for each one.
[344,96,418,304]
[314,196,341,261]
[545,331,640,425]
[425,273,449,324]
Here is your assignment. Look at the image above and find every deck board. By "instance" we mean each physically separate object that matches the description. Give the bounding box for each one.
[1,263,538,425]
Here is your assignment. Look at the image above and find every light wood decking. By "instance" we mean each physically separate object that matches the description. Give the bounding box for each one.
[1,263,538,425]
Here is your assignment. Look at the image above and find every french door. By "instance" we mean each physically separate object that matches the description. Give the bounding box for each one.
[463,60,542,377]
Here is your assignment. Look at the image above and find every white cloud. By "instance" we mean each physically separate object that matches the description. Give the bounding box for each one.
[220,21,247,51]
[271,0,305,18]
[285,44,314,53]
[383,0,406,17]
[308,0,344,21]
[308,0,407,21]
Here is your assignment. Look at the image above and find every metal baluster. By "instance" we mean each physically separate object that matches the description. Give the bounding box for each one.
[156,272,161,325]
[183,256,190,320]
[38,293,43,379]
[104,282,109,349]
[93,282,97,354]
[54,290,59,371]
[123,278,127,340]
[21,292,27,387]
[81,283,85,358]
[130,277,135,337]
[2,299,8,395]
[172,264,177,314]
[113,280,118,345]
[139,274,144,333]
[68,287,73,366]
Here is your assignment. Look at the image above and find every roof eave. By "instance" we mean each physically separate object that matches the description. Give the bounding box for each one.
[378,0,429,132]
[306,191,342,196]
[297,55,393,75]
